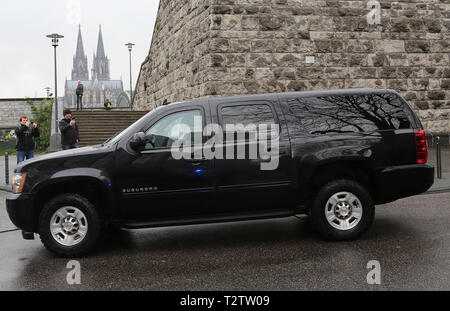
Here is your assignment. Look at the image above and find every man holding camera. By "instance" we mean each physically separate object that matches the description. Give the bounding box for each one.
[59,109,79,150]
[15,115,40,164]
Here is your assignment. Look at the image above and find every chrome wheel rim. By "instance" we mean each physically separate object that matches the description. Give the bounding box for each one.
[325,192,363,231]
[50,207,88,246]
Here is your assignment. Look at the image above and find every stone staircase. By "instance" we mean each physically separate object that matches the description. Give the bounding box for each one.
[71,110,149,147]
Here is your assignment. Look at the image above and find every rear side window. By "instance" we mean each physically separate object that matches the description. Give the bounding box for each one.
[221,104,276,127]
[219,103,278,142]
[286,93,411,135]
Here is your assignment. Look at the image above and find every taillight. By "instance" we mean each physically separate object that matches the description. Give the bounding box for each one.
[414,129,428,164]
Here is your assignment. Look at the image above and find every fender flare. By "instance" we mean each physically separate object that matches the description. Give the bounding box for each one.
[31,168,115,212]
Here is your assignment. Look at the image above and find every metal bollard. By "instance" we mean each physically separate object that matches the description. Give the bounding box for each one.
[436,136,442,179]
[5,152,9,185]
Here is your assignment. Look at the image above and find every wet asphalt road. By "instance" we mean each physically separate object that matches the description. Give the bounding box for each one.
[0,190,449,291]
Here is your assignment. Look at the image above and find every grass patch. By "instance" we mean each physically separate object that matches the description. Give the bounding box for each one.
[0,149,16,156]
[0,149,50,156]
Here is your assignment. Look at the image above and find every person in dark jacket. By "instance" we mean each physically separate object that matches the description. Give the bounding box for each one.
[59,109,79,150]
[104,99,112,110]
[76,80,84,111]
[15,115,40,164]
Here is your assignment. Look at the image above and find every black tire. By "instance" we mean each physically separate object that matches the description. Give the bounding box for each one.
[310,179,374,241]
[38,194,104,257]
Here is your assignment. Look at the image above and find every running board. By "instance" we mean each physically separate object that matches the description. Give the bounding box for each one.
[118,211,296,230]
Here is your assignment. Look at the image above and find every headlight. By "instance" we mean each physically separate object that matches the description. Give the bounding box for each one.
[12,173,27,193]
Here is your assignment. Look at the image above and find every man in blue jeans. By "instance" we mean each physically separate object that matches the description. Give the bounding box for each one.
[15,115,40,164]
[76,80,84,110]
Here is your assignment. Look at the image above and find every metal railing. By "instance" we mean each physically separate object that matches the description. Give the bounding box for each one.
[71,107,133,111]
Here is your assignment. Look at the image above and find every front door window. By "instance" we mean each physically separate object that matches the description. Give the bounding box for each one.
[144,110,202,150]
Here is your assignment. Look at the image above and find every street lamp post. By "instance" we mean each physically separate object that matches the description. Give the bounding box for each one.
[46,33,64,132]
[44,87,52,98]
[125,43,135,110]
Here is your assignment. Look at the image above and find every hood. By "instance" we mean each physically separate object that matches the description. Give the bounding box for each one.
[16,144,115,172]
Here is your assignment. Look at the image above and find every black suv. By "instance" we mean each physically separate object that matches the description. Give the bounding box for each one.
[6,89,434,257]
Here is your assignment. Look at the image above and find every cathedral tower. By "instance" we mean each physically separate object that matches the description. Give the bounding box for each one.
[65,25,123,109]
[91,25,110,81]
[71,25,89,81]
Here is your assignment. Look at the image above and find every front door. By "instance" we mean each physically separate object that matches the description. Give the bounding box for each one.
[115,107,215,221]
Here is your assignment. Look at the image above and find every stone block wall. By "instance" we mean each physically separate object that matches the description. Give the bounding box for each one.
[0,98,47,128]
[134,0,212,110]
[134,0,450,134]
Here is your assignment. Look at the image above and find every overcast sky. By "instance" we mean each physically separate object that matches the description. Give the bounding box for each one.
[0,0,160,98]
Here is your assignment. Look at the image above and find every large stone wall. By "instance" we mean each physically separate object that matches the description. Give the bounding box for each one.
[135,0,212,110]
[0,98,48,128]
[134,0,450,134]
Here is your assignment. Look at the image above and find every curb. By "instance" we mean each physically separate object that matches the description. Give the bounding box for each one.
[421,188,450,195]
[0,185,12,193]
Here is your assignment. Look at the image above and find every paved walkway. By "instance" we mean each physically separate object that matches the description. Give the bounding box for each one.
[1,148,450,193]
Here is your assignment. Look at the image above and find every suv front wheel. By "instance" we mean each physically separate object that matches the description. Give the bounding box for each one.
[38,194,103,257]
[310,179,374,241]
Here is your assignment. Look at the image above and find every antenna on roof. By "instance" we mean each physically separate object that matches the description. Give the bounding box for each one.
[162,99,170,106]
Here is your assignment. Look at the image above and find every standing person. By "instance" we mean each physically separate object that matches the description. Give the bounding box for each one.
[76,80,84,111]
[59,109,79,150]
[15,115,40,164]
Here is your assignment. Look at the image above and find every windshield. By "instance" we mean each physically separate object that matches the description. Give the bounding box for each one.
[103,110,154,145]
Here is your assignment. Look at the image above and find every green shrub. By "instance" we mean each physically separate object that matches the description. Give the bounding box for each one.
[27,98,53,151]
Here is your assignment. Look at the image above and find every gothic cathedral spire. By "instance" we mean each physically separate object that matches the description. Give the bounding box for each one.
[91,24,110,80]
[71,24,89,80]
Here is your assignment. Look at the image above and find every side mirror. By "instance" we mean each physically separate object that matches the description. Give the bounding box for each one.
[129,132,146,151]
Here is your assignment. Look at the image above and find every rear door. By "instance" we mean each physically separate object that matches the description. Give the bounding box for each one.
[210,98,295,215]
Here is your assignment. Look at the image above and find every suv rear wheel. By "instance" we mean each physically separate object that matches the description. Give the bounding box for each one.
[38,194,103,257]
[310,179,374,241]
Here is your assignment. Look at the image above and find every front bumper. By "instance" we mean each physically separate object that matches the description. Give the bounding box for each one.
[374,164,434,204]
[6,193,36,232]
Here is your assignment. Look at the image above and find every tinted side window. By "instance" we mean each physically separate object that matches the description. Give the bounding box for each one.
[221,104,276,127]
[286,94,411,135]
[144,110,202,149]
